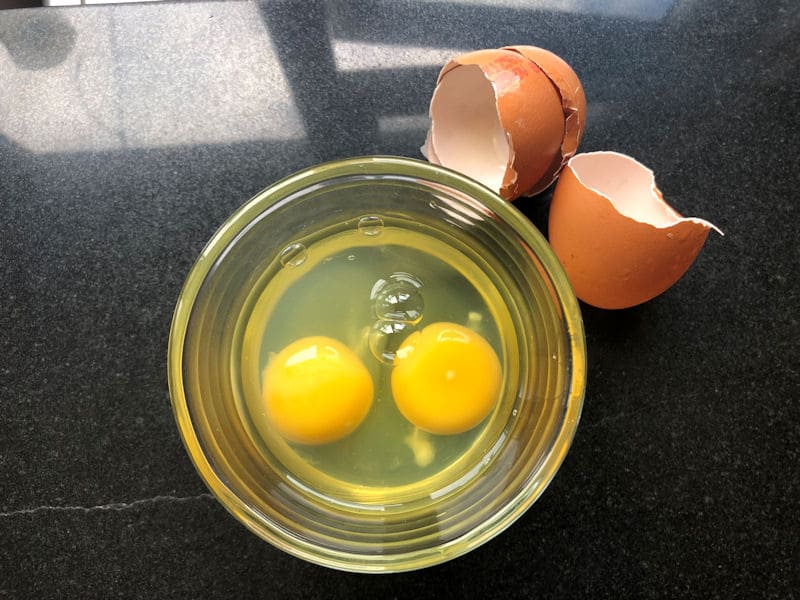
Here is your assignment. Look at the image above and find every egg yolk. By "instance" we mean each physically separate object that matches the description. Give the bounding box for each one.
[391,322,501,435]
[262,336,374,445]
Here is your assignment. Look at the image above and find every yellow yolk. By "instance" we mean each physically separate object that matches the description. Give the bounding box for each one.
[262,336,374,445]
[391,322,501,435]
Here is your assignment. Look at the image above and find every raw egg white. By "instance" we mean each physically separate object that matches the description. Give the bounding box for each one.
[548,151,723,309]
[422,46,586,200]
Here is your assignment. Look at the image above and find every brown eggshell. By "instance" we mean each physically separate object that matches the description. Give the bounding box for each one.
[548,152,722,309]
[423,48,565,200]
[504,45,587,194]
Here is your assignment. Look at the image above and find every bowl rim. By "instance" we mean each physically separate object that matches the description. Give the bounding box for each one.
[167,155,586,573]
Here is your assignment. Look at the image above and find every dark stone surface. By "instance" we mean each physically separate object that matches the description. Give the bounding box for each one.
[1,0,797,597]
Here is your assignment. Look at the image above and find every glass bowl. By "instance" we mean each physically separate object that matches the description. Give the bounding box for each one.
[167,156,586,572]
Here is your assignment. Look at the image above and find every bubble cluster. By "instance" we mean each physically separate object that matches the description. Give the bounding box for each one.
[368,272,425,364]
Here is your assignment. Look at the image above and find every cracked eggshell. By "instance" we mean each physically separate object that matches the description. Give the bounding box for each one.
[422,48,567,200]
[504,45,587,193]
[548,151,722,309]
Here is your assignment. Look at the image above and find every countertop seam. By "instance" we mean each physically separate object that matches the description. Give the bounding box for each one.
[0,493,215,518]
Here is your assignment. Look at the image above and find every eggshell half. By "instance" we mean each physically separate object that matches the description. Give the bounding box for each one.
[504,45,587,194]
[422,48,565,200]
[549,151,722,309]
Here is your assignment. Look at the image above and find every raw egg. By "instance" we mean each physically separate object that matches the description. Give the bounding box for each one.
[548,151,723,309]
[262,336,374,445]
[422,46,586,200]
[391,322,501,435]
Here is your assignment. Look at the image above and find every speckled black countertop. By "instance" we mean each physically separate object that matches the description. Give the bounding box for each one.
[1,1,797,598]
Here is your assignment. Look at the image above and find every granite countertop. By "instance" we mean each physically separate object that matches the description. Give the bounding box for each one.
[1,0,797,597]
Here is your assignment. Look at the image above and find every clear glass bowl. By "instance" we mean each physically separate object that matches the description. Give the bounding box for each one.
[167,156,586,572]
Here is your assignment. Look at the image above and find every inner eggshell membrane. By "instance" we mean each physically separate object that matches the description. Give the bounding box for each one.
[429,65,510,193]
[568,152,720,231]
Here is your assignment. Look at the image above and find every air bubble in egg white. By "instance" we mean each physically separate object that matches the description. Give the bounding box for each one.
[279,243,308,268]
[357,215,384,237]
[368,320,416,365]
[371,273,424,324]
